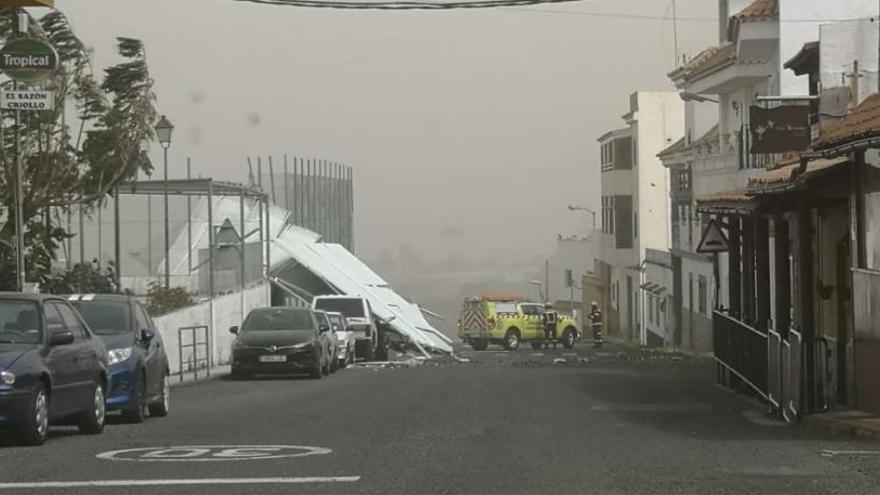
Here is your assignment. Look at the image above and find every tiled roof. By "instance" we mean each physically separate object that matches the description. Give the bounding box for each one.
[669,44,736,82]
[747,156,849,194]
[694,189,754,211]
[817,93,880,149]
[657,137,687,159]
[784,41,819,75]
[732,0,777,22]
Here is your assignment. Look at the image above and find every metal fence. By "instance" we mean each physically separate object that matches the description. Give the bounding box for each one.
[712,310,768,400]
[178,325,211,383]
[785,329,803,421]
[767,328,783,410]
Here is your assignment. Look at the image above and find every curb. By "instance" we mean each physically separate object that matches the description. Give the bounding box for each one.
[170,365,231,388]
[805,413,880,441]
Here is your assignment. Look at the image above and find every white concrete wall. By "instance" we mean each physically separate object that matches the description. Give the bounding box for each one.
[153,283,270,375]
[779,0,878,96]
[633,92,684,260]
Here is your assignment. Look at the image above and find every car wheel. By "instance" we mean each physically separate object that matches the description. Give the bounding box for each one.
[503,329,521,351]
[231,367,251,380]
[20,383,50,446]
[78,380,106,435]
[310,359,322,379]
[322,353,331,376]
[148,373,170,417]
[562,328,577,350]
[122,373,146,423]
[470,339,488,351]
[529,341,543,350]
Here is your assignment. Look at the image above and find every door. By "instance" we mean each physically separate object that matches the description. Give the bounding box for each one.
[520,304,544,340]
[688,274,695,349]
[52,302,99,410]
[135,302,164,397]
[626,276,633,341]
[836,235,851,404]
[42,302,81,417]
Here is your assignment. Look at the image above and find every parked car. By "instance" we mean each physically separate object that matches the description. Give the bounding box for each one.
[0,293,108,445]
[313,310,339,372]
[67,294,170,423]
[327,311,355,368]
[312,295,380,360]
[230,307,333,379]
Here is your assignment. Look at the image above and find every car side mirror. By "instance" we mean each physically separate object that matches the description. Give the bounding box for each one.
[141,328,155,342]
[229,326,239,335]
[50,330,75,347]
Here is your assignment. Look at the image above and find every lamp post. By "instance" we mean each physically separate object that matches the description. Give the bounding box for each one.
[567,204,597,232]
[155,115,174,289]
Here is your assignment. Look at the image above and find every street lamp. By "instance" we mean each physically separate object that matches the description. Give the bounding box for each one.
[567,204,597,232]
[529,280,545,302]
[155,115,174,289]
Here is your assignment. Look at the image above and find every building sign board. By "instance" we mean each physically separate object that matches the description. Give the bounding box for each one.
[696,219,729,254]
[0,38,58,83]
[749,105,811,154]
[0,90,54,111]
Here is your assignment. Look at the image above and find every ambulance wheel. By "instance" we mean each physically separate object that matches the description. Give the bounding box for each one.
[562,328,577,349]
[502,329,521,350]
[529,341,543,350]
[469,339,488,351]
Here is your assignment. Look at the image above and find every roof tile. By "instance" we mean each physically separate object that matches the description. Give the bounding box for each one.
[817,93,880,149]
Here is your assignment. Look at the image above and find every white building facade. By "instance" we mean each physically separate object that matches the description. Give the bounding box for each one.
[598,92,683,344]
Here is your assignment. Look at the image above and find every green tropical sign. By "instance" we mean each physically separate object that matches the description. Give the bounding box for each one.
[0,38,58,83]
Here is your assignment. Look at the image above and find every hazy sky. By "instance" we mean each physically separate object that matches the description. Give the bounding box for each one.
[57,0,717,264]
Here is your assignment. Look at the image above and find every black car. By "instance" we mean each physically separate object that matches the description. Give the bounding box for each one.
[0,293,108,445]
[230,307,333,379]
[68,295,170,423]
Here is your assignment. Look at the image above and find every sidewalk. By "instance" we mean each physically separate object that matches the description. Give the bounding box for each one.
[170,365,231,387]
[808,410,880,441]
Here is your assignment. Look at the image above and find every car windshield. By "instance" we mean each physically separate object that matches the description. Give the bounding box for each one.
[314,299,366,318]
[71,300,132,335]
[242,309,314,332]
[0,300,42,345]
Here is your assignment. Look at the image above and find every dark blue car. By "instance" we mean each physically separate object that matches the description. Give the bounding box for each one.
[68,295,170,423]
[0,293,109,445]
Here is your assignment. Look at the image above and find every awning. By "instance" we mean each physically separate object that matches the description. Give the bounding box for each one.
[747,156,850,196]
[695,189,756,214]
[639,282,667,295]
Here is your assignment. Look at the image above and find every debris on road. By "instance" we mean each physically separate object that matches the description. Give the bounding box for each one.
[553,358,568,365]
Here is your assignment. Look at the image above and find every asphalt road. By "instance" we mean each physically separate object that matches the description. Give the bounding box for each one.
[1,343,879,494]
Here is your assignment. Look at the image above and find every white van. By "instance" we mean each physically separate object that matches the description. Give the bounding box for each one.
[312,295,378,361]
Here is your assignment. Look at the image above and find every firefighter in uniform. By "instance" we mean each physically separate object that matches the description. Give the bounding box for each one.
[542,303,558,349]
[589,301,603,348]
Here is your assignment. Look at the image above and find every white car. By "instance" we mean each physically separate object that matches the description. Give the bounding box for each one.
[327,311,355,367]
[312,296,379,361]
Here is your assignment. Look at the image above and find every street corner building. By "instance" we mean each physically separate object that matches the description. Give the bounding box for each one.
[648,0,880,420]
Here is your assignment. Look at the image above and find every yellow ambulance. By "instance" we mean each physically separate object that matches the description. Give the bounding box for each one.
[457,294,579,351]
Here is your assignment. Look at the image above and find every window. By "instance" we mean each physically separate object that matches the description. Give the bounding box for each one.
[648,296,654,324]
[43,303,65,338]
[494,302,518,314]
[633,212,638,239]
[615,195,633,249]
[687,205,694,247]
[521,304,543,316]
[656,296,661,324]
[135,304,150,332]
[242,309,315,332]
[698,275,708,315]
[52,302,89,339]
[0,300,42,344]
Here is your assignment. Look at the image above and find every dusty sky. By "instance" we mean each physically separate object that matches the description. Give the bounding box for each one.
[56,0,717,265]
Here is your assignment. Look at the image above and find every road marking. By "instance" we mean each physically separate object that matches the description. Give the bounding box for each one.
[0,477,361,489]
[97,445,332,462]
[821,449,880,457]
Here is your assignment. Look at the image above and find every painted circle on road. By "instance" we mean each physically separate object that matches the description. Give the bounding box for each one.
[97,445,332,462]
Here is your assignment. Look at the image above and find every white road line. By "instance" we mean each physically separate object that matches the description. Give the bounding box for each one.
[821,450,880,457]
[0,476,361,489]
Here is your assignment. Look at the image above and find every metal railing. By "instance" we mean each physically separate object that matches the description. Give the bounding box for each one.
[767,328,783,410]
[713,310,768,400]
[784,329,803,421]
[178,325,211,383]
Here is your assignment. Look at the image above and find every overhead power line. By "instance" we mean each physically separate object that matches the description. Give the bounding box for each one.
[234,0,581,9]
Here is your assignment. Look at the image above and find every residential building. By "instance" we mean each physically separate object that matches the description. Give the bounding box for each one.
[597,91,683,344]
[672,0,879,419]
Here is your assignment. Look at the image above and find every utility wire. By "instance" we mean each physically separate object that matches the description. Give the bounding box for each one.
[234,0,581,10]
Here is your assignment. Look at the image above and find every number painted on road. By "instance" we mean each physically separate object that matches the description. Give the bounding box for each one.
[97,445,332,462]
